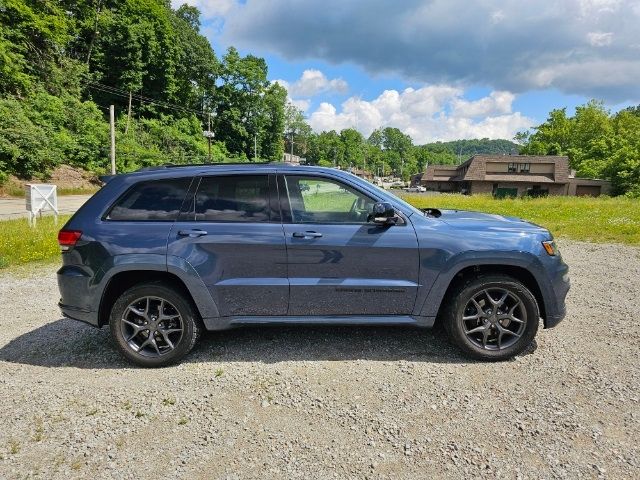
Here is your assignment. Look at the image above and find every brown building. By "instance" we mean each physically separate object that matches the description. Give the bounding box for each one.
[348,167,374,180]
[413,155,611,197]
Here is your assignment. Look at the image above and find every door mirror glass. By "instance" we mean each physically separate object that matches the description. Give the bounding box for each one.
[368,202,399,225]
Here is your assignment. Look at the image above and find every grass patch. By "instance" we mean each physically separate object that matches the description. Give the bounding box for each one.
[8,439,20,454]
[0,195,638,272]
[0,215,70,269]
[401,193,640,245]
[0,185,98,198]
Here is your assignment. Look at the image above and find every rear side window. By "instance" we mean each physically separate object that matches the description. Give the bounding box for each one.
[107,178,191,221]
[193,175,269,222]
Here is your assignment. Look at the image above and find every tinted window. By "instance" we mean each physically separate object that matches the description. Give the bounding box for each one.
[108,178,191,221]
[284,176,375,224]
[194,175,269,222]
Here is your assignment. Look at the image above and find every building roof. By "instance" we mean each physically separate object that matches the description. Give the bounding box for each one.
[483,174,556,184]
[423,154,570,184]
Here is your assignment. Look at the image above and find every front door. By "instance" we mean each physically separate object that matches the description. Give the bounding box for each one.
[280,174,420,316]
[167,173,288,317]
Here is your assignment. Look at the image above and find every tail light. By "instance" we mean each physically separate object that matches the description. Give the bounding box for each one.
[58,230,82,251]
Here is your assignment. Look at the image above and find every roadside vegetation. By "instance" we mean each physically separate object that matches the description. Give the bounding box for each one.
[0,215,71,269]
[1,195,638,271]
[1,2,638,196]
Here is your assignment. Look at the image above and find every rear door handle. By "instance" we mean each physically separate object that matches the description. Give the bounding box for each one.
[292,231,323,238]
[177,229,208,237]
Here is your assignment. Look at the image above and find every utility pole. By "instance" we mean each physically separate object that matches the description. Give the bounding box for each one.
[288,131,295,162]
[125,91,132,134]
[109,105,116,174]
[207,112,211,163]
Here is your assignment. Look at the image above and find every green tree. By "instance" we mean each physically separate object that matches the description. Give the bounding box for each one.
[260,83,287,161]
[0,0,72,95]
[340,128,365,168]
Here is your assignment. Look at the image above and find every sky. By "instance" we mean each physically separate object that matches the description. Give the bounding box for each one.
[172,0,640,144]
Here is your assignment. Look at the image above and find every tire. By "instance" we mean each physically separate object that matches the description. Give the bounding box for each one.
[442,275,539,361]
[109,282,201,367]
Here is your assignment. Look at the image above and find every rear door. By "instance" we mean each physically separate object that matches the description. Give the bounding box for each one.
[167,173,288,317]
[279,173,420,316]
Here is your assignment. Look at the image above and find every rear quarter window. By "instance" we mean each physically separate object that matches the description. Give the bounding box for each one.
[107,178,192,221]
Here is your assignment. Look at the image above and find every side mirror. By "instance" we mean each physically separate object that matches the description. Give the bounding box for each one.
[368,202,399,225]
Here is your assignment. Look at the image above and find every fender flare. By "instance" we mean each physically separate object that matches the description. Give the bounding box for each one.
[416,250,551,319]
[93,254,220,323]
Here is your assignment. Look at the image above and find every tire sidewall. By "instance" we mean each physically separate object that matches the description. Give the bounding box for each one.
[109,283,198,367]
[447,276,539,361]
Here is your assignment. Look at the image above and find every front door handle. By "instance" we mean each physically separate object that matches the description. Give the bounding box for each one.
[292,231,323,238]
[177,229,208,238]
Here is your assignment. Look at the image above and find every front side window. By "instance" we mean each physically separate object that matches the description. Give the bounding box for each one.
[193,175,269,222]
[284,176,375,224]
[108,178,191,221]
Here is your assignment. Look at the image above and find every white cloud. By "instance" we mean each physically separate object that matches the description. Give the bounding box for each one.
[452,91,515,118]
[275,70,348,99]
[222,0,640,102]
[587,31,614,46]
[490,10,506,23]
[290,98,311,112]
[306,86,533,143]
[274,70,349,113]
[171,0,236,18]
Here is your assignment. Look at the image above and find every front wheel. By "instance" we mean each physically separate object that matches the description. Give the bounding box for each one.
[443,275,539,361]
[109,282,201,367]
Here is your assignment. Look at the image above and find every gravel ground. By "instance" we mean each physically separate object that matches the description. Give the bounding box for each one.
[0,240,638,479]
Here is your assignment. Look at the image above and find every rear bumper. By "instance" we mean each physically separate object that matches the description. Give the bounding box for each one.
[57,265,100,327]
[59,302,100,327]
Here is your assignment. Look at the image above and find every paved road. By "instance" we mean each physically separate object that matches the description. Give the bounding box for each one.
[0,195,92,220]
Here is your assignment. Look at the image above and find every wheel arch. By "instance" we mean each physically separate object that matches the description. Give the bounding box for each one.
[418,253,550,327]
[434,264,545,323]
[98,271,194,327]
[97,257,219,328]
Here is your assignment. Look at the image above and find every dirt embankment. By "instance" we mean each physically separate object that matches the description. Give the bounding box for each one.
[1,165,100,197]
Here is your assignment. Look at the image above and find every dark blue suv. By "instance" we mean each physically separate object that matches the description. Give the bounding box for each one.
[57,164,569,366]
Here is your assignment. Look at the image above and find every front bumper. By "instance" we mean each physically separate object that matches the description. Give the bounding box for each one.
[543,265,570,329]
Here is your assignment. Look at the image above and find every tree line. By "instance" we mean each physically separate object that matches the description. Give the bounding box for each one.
[0,0,286,179]
[517,101,640,197]
[1,1,637,196]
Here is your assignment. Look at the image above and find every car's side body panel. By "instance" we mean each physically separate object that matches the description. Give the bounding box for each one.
[282,222,420,316]
[167,222,289,317]
[57,164,569,334]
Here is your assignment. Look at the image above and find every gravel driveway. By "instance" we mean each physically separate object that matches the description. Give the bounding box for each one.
[0,241,638,479]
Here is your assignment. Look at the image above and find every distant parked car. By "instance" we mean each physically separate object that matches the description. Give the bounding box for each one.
[404,186,426,193]
[57,164,569,367]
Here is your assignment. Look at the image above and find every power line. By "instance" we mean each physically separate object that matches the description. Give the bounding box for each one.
[85,82,202,116]
[83,80,207,117]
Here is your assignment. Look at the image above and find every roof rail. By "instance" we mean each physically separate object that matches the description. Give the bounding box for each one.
[135,161,283,172]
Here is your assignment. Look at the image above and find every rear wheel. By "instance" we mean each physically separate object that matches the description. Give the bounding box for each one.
[109,282,201,367]
[443,275,539,361]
